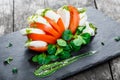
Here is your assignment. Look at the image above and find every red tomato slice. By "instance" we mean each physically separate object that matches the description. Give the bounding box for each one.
[68,5,79,34]
[44,16,62,35]
[30,22,60,38]
[28,46,47,52]
[57,18,65,34]
[27,33,56,44]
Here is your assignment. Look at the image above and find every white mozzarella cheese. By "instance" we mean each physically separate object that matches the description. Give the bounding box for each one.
[57,8,70,30]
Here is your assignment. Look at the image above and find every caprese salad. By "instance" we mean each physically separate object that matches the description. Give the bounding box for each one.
[20,5,97,65]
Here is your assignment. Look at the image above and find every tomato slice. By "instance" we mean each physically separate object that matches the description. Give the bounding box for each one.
[27,33,56,44]
[30,22,60,38]
[57,18,65,34]
[29,46,47,52]
[44,16,62,35]
[68,5,79,34]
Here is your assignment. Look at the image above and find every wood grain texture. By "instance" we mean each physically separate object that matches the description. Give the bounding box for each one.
[14,0,45,31]
[95,0,120,80]
[64,63,112,80]
[0,0,13,36]
[95,0,120,22]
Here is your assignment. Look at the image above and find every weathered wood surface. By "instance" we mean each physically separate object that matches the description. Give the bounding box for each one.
[95,0,120,80]
[0,0,13,36]
[0,0,120,80]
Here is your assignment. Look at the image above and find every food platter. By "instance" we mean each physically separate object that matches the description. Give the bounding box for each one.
[0,7,120,80]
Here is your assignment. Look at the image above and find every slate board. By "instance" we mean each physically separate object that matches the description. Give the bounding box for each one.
[0,7,120,80]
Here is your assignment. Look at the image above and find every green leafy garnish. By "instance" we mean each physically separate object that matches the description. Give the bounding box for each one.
[76,26,86,35]
[114,36,120,42]
[89,23,97,33]
[78,8,86,13]
[62,5,69,11]
[37,54,51,65]
[12,68,18,74]
[57,39,67,47]
[32,55,38,62]
[47,44,57,55]
[26,28,32,34]
[62,30,73,41]
[4,57,13,64]
[81,33,91,44]
[41,8,51,17]
[6,43,13,48]
[59,51,71,59]
[48,55,59,61]
[55,48,63,56]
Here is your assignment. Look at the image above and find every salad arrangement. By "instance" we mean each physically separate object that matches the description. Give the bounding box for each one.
[20,5,97,77]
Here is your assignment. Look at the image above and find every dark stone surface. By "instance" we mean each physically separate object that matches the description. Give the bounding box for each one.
[0,7,120,80]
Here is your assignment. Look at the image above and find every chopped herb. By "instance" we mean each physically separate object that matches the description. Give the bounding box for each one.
[41,8,51,17]
[62,5,69,11]
[114,36,120,42]
[6,43,13,48]
[4,57,13,64]
[26,28,32,34]
[101,42,104,46]
[12,68,18,73]
[78,8,86,13]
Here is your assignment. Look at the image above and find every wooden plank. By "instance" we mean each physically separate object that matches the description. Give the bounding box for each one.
[0,0,13,36]
[95,0,120,22]
[14,0,45,31]
[44,0,95,9]
[95,0,120,80]
[64,63,112,80]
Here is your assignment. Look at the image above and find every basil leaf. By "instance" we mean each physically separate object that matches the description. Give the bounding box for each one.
[47,44,57,55]
[57,39,67,47]
[62,5,69,11]
[62,30,73,41]
[70,41,81,51]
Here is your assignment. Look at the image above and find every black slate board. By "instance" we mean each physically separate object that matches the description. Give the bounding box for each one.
[0,7,120,80]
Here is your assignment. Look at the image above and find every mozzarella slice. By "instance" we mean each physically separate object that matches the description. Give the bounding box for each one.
[79,14,87,26]
[20,28,45,35]
[83,21,95,36]
[25,41,47,48]
[45,10,60,23]
[27,15,51,27]
[57,7,70,30]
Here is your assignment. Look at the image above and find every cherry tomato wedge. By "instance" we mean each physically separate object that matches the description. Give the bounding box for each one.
[27,33,57,44]
[68,5,79,34]
[28,46,47,52]
[57,18,65,34]
[30,22,60,38]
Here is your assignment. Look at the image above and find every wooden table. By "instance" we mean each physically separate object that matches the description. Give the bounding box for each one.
[0,0,120,80]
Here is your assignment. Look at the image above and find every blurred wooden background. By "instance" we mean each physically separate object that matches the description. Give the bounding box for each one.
[0,0,120,80]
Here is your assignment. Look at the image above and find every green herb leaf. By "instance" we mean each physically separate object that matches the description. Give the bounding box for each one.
[55,48,63,56]
[12,68,18,73]
[70,40,81,51]
[62,5,69,11]
[114,36,120,42]
[57,39,67,47]
[6,43,13,48]
[62,44,72,52]
[26,28,32,34]
[81,33,91,44]
[59,51,71,59]
[47,44,57,55]
[32,55,38,62]
[89,23,97,34]
[41,8,51,17]
[4,57,13,64]
[78,8,86,13]
[48,55,59,61]
[37,54,51,65]
[76,26,86,35]
[62,30,73,41]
